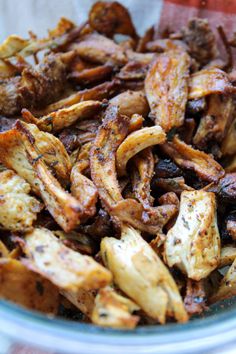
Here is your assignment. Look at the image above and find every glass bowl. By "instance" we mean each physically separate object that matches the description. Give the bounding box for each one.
[1,298,236,354]
[0,1,236,353]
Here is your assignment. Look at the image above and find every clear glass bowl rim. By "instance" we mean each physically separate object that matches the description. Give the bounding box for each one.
[1,299,236,353]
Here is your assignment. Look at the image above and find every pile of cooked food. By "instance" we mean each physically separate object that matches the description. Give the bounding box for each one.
[0,1,236,329]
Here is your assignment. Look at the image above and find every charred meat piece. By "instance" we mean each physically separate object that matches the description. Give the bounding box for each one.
[37,79,120,115]
[72,33,127,66]
[193,95,234,149]
[0,54,66,116]
[68,64,114,85]
[59,127,81,154]
[179,18,217,65]
[89,1,138,39]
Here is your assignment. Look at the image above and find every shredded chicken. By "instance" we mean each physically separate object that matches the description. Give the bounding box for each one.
[101,225,188,323]
[164,190,220,280]
[145,50,190,132]
[162,136,225,183]
[21,228,112,291]
[0,170,42,231]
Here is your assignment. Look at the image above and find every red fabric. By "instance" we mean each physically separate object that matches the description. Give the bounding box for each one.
[159,0,236,34]
[165,0,236,14]
[158,0,236,60]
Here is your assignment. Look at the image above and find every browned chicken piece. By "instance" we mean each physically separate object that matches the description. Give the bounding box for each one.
[0,121,82,232]
[54,230,97,255]
[188,68,235,100]
[111,199,177,235]
[19,121,72,184]
[21,228,112,292]
[0,54,67,116]
[184,279,207,315]
[110,90,149,117]
[178,18,218,65]
[23,100,103,133]
[128,114,144,133]
[101,225,188,324]
[72,119,100,146]
[90,104,129,208]
[193,95,234,148]
[131,148,154,210]
[153,177,194,195]
[145,50,190,132]
[158,191,179,208]
[70,163,98,219]
[126,51,155,64]
[89,1,138,39]
[71,33,127,65]
[164,190,221,280]
[146,39,188,53]
[221,117,236,156]
[116,126,166,176]
[90,105,176,234]
[220,246,236,267]
[69,64,114,85]
[0,170,42,232]
[59,127,81,154]
[0,258,59,314]
[91,286,140,329]
[116,51,154,81]
[162,136,225,183]
[71,141,92,173]
[210,256,236,304]
[37,79,120,115]
[117,60,150,80]
[62,285,140,329]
